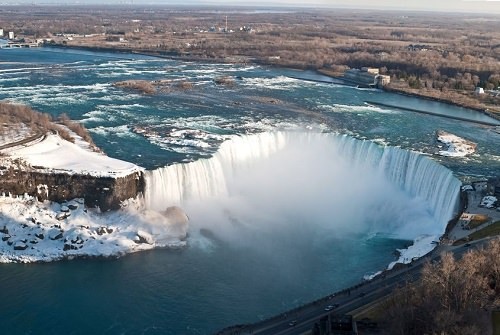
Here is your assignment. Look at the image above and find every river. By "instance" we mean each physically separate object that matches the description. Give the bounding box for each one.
[0,47,498,334]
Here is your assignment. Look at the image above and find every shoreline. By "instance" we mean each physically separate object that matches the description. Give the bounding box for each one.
[315,69,500,122]
[365,100,500,126]
[52,43,500,122]
[381,85,500,122]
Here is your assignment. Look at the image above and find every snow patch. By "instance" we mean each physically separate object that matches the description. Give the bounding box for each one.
[388,235,438,270]
[2,133,142,178]
[436,130,476,157]
[0,123,35,147]
[480,195,497,209]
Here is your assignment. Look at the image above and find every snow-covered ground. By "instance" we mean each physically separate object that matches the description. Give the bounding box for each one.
[0,122,35,147]
[480,195,498,209]
[388,235,438,270]
[2,133,142,178]
[0,129,188,263]
[0,196,188,263]
[436,130,476,157]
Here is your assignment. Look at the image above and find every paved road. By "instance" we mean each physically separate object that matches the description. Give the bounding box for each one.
[0,132,44,151]
[216,238,494,335]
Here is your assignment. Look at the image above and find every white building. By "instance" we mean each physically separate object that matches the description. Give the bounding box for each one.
[8,31,14,40]
[0,29,4,37]
[475,87,485,95]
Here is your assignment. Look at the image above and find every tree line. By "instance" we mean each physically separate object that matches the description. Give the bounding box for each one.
[382,239,500,335]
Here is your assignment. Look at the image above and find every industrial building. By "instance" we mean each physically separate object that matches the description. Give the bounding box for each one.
[343,67,390,88]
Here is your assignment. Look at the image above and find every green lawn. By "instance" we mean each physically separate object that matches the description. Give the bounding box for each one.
[453,221,500,246]
[468,221,500,241]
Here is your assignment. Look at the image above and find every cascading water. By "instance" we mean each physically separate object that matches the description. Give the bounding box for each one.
[144,131,461,234]
[145,132,287,209]
[334,134,461,227]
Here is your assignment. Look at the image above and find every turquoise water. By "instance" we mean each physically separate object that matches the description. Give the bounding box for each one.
[0,48,498,175]
[0,48,498,334]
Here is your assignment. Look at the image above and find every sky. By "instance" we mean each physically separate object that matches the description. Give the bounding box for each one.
[0,0,499,14]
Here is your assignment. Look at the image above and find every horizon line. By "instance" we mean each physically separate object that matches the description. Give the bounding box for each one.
[0,2,499,15]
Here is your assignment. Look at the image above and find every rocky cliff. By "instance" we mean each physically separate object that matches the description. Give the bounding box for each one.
[0,167,145,211]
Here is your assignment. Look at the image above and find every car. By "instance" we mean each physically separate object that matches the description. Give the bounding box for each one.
[288,320,297,327]
[358,292,366,297]
[464,243,471,247]
[324,303,340,311]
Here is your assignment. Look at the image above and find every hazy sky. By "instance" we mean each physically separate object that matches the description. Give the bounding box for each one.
[1,0,500,14]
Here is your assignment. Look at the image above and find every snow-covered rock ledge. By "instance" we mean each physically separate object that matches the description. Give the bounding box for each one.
[363,235,439,281]
[0,196,188,263]
[3,133,143,178]
[436,130,476,157]
[0,133,145,210]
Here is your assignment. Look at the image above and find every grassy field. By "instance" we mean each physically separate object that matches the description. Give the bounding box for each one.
[468,221,500,241]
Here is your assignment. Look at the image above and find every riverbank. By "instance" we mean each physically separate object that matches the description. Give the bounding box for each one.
[52,43,500,122]
[316,68,500,122]
[382,84,500,122]
[365,101,499,126]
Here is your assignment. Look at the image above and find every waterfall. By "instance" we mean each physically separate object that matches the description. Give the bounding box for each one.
[144,132,287,210]
[334,134,461,226]
[144,131,460,229]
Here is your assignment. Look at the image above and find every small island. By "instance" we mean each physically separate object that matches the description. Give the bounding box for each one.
[436,130,477,157]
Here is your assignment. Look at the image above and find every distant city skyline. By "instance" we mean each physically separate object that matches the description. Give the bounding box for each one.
[0,0,499,14]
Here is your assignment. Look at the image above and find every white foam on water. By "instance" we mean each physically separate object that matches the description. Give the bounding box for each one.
[240,76,305,90]
[320,103,399,114]
[144,131,460,268]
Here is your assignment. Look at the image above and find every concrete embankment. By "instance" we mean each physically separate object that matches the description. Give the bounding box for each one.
[365,101,500,126]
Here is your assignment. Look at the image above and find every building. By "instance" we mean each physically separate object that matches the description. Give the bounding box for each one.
[313,314,358,335]
[376,75,391,88]
[361,67,379,74]
[0,29,4,37]
[8,31,14,40]
[475,87,485,95]
[344,67,390,88]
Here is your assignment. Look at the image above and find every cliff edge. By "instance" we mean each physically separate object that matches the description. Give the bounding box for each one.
[0,131,144,211]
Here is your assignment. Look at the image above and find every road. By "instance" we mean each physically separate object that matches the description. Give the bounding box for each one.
[0,132,44,151]
[216,238,494,335]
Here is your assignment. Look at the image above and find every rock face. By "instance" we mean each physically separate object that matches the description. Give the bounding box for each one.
[162,206,189,240]
[163,206,189,226]
[0,169,145,211]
